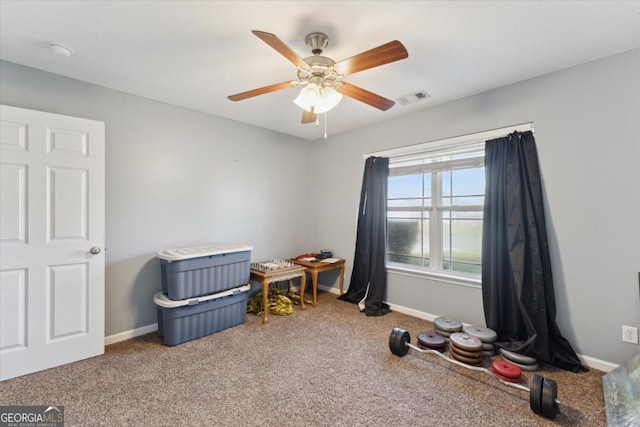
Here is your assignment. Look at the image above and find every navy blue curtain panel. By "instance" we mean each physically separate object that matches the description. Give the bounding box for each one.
[482,131,586,372]
[339,156,390,316]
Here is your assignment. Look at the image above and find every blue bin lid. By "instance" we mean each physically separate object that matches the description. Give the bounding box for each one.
[157,243,252,261]
[153,283,251,308]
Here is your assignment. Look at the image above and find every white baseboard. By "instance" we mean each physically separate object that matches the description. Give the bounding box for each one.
[320,284,618,372]
[105,323,157,346]
[577,355,618,373]
[106,285,619,372]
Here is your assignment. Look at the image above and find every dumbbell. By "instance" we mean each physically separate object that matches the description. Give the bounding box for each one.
[389,327,560,420]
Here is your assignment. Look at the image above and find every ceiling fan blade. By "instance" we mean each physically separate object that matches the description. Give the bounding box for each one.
[228,81,295,101]
[301,108,317,124]
[337,82,395,111]
[252,30,310,70]
[334,40,408,76]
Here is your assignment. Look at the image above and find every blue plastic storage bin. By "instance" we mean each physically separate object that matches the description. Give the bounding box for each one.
[154,283,250,346]
[157,243,252,300]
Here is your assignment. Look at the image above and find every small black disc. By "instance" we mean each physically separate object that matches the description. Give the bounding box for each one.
[541,378,558,420]
[529,373,543,415]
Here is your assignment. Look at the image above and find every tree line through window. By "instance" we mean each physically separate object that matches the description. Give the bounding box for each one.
[387,143,485,277]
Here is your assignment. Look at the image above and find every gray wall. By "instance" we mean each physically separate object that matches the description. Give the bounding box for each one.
[309,48,640,365]
[2,49,638,365]
[0,60,312,336]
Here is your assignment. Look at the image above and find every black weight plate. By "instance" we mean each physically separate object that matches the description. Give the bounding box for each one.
[529,373,543,415]
[388,329,399,354]
[400,330,411,356]
[392,328,408,356]
[417,342,447,353]
[417,331,446,348]
[389,328,403,356]
[389,327,410,357]
[393,329,407,356]
[541,378,558,420]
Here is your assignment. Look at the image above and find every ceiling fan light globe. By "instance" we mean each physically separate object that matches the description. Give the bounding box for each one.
[323,86,343,110]
[293,83,320,112]
[314,86,343,114]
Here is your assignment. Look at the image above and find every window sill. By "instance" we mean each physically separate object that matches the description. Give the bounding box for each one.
[387,265,482,289]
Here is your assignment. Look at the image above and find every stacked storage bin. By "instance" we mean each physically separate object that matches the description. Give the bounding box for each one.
[154,243,252,346]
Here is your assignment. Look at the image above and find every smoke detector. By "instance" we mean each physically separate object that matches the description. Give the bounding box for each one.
[49,42,73,57]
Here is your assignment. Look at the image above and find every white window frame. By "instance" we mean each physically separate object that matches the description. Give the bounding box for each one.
[365,123,533,287]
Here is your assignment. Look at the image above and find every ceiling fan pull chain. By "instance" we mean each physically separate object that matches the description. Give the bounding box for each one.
[324,112,328,140]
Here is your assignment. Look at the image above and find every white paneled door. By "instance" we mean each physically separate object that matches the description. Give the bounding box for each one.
[0,105,105,381]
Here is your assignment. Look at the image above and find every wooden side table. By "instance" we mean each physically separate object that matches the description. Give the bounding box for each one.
[290,258,345,307]
[250,265,306,325]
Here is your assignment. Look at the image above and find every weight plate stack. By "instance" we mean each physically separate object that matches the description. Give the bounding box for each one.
[417,331,447,352]
[433,317,463,338]
[463,325,498,356]
[481,341,496,357]
[500,348,539,371]
[491,360,522,383]
[449,332,483,366]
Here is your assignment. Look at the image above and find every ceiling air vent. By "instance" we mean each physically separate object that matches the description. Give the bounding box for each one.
[397,90,430,106]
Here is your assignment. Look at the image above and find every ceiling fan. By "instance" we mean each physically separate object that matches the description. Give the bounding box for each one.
[228,30,409,124]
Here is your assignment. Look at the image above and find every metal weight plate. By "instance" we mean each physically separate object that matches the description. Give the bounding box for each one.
[434,327,452,338]
[389,327,410,357]
[482,342,495,351]
[449,348,483,366]
[499,348,538,365]
[529,373,544,415]
[433,317,463,332]
[462,325,498,343]
[449,342,483,359]
[500,355,539,372]
[449,332,483,352]
[541,378,558,420]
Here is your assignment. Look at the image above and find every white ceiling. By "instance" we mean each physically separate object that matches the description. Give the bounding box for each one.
[1,1,639,141]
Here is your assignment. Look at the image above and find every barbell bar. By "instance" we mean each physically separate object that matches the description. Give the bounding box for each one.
[389,327,560,420]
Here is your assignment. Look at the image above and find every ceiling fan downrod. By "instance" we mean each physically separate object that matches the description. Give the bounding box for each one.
[305,32,329,55]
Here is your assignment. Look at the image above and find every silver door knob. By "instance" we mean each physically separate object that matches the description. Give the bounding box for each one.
[90,247,101,255]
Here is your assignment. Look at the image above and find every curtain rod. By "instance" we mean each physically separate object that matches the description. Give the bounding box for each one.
[363,122,534,159]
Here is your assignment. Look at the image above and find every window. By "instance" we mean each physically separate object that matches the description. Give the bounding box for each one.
[387,141,485,278]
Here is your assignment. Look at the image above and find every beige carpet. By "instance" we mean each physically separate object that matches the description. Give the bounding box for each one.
[0,292,607,426]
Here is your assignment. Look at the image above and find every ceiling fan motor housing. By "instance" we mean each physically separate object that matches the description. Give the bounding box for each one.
[297,55,338,85]
[305,32,329,55]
